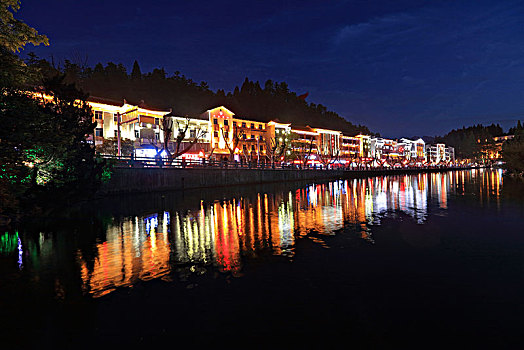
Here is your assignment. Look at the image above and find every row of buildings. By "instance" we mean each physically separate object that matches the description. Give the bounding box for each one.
[88,96,455,166]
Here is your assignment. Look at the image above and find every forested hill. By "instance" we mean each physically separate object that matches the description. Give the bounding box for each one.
[27,57,371,136]
[434,123,505,158]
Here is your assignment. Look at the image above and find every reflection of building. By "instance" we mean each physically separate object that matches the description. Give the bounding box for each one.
[77,212,171,297]
[70,171,468,297]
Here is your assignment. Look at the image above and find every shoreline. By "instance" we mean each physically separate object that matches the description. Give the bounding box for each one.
[97,166,484,196]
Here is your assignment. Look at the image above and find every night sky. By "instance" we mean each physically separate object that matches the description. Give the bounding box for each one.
[18,0,524,137]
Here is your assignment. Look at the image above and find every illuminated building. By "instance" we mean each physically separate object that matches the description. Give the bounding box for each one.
[290,126,320,165]
[399,138,426,164]
[168,114,211,160]
[204,106,268,162]
[356,134,371,160]
[427,143,455,164]
[313,128,342,164]
[481,135,514,160]
[340,135,360,163]
[87,96,171,146]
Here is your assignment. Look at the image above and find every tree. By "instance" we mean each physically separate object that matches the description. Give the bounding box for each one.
[221,126,244,161]
[0,0,48,53]
[149,116,207,166]
[96,137,134,156]
[502,122,524,175]
[1,75,108,216]
[131,60,142,80]
[265,134,291,167]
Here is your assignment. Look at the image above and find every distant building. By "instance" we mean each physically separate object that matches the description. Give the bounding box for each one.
[427,143,454,164]
[481,135,514,160]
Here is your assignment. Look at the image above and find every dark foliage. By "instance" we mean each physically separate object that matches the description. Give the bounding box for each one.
[435,123,504,159]
[502,121,524,175]
[28,58,371,136]
[1,51,109,217]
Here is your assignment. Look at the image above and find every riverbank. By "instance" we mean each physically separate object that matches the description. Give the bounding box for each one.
[98,166,477,195]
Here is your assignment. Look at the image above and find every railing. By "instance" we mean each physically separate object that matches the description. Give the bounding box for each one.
[100,155,473,171]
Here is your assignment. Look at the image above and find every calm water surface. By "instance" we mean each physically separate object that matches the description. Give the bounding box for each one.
[1,169,524,347]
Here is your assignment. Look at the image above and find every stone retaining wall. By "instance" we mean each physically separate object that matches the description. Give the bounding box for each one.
[98,166,471,195]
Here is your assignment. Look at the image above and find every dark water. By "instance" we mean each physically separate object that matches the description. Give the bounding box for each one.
[2,169,524,347]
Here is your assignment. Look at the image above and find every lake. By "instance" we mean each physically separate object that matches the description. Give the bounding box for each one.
[2,169,524,347]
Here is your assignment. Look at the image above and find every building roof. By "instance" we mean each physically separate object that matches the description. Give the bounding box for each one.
[87,96,124,107]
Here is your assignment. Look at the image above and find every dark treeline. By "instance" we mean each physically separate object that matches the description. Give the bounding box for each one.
[434,123,506,159]
[27,57,371,136]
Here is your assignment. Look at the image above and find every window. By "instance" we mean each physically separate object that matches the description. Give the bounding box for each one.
[243,134,246,140]
[213,118,218,125]
[214,131,219,138]
[190,130,196,138]
[243,144,247,150]
[135,130,139,138]
[260,145,264,151]
[233,121,237,127]
[224,120,229,126]
[95,128,103,137]
[114,130,118,137]
[258,124,263,130]
[251,135,255,139]
[242,122,246,128]
[94,111,103,120]
[155,133,160,140]
[155,118,160,125]
[259,136,263,141]
[251,123,255,129]
[251,145,255,151]
[113,114,118,122]
[224,132,229,139]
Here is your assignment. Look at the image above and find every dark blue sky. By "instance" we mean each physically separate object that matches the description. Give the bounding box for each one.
[18,0,524,137]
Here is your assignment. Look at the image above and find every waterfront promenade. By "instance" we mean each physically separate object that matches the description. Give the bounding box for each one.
[99,156,475,195]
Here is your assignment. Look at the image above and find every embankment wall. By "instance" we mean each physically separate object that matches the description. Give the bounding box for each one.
[98,167,470,195]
